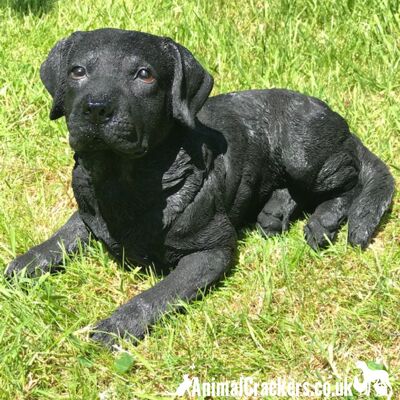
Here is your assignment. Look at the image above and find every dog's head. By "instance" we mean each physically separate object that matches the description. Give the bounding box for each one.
[40,28,213,157]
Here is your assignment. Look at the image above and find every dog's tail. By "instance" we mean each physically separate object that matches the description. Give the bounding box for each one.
[347,134,395,248]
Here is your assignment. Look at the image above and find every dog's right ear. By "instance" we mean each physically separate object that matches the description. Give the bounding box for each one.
[40,36,73,120]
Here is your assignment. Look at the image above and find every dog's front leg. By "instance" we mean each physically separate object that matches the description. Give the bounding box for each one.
[5,211,90,278]
[91,247,234,347]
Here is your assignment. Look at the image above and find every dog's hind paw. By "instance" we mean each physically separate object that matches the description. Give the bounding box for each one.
[304,218,336,250]
[347,228,370,249]
[256,215,284,237]
[256,189,301,238]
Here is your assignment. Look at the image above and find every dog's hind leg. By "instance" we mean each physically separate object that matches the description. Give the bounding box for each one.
[304,136,394,250]
[302,149,359,249]
[256,188,302,237]
[347,135,394,248]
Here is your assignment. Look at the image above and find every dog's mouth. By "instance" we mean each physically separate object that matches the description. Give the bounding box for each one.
[108,141,148,159]
[113,144,149,158]
[68,119,149,158]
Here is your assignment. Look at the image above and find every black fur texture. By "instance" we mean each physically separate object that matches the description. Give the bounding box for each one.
[5,29,395,347]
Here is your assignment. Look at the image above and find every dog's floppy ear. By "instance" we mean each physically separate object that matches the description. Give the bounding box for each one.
[165,39,214,128]
[40,36,74,120]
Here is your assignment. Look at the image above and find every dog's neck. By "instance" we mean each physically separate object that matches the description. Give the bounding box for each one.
[73,125,220,190]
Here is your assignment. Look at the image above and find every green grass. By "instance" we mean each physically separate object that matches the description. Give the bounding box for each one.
[0,0,399,398]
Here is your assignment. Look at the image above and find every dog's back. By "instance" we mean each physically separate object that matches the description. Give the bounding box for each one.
[198,88,394,247]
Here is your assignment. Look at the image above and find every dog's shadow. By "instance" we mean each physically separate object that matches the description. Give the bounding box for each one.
[4,0,56,16]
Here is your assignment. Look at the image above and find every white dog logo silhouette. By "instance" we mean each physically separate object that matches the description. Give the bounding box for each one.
[353,360,393,399]
[175,374,193,396]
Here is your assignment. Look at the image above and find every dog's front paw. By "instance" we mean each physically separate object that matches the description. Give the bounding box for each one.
[5,251,52,279]
[90,302,149,348]
[90,317,121,348]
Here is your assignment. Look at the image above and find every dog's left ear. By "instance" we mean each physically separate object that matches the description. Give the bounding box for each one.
[165,39,214,128]
[40,35,75,120]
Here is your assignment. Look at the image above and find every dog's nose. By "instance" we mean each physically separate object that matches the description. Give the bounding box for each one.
[83,98,114,124]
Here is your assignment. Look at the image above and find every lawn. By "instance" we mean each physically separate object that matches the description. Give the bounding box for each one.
[0,0,399,398]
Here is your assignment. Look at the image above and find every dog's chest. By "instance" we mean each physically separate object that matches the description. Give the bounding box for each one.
[71,152,204,265]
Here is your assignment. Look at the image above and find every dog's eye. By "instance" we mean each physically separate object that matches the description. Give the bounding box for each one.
[137,68,155,84]
[70,66,87,80]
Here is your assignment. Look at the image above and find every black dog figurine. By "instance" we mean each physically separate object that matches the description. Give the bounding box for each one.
[5,29,394,346]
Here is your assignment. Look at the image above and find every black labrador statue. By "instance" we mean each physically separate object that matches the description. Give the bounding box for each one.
[5,29,394,347]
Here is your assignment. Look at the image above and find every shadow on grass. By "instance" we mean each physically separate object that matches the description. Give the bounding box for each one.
[3,0,56,16]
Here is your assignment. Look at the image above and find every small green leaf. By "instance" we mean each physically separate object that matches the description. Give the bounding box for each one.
[114,352,135,374]
[367,361,386,371]
[78,356,93,368]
